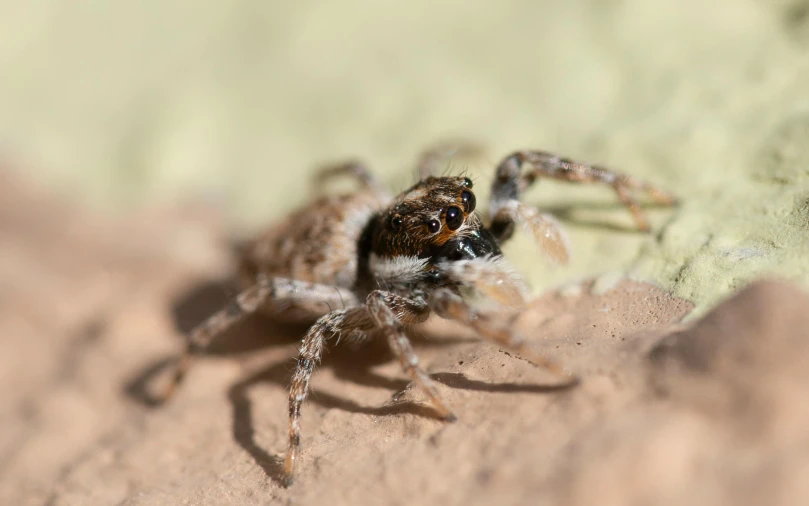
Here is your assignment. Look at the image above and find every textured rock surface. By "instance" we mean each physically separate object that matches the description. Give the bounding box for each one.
[4,176,809,505]
[3,1,809,504]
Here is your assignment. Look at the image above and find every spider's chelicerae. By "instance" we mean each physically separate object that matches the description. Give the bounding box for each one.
[160,144,675,486]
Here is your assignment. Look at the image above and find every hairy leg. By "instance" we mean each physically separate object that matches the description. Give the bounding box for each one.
[285,307,373,485]
[365,290,455,420]
[430,288,576,383]
[284,290,442,486]
[284,289,439,485]
[313,159,384,193]
[489,200,571,264]
[490,150,676,234]
[416,140,486,180]
[158,275,357,401]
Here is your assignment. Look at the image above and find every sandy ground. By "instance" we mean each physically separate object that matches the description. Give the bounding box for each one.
[1,1,809,313]
[3,1,809,504]
[3,174,809,505]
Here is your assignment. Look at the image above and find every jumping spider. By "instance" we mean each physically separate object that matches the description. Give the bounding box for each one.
[160,144,675,486]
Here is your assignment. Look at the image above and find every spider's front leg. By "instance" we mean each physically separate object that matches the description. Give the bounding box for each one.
[284,289,451,486]
[365,290,455,420]
[158,276,357,402]
[489,150,676,237]
[429,288,576,384]
[285,306,373,485]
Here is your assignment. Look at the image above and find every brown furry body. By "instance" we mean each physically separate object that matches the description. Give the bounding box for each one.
[158,145,675,486]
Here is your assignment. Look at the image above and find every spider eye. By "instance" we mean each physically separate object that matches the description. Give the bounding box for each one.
[390,215,403,231]
[461,190,476,213]
[445,206,463,230]
[427,219,441,234]
[462,177,473,188]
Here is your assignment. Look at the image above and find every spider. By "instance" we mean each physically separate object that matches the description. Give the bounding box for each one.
[159,143,675,486]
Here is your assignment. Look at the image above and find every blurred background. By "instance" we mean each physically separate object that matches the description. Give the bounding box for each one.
[3,1,809,311]
[3,2,809,504]
[2,1,809,308]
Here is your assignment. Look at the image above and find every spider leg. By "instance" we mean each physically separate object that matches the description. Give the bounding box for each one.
[158,276,358,402]
[284,290,442,486]
[313,159,384,193]
[430,288,576,383]
[416,140,486,180]
[489,150,676,234]
[490,201,571,264]
[284,306,372,486]
[365,290,455,419]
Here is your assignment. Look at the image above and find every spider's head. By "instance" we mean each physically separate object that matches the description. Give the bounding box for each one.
[372,176,501,264]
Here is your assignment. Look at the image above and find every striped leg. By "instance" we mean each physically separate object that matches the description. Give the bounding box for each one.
[430,288,576,383]
[158,275,357,402]
[284,290,444,486]
[284,307,372,485]
[365,291,454,420]
[490,150,676,234]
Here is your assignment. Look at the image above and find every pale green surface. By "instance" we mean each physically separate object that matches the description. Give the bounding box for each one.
[1,0,809,314]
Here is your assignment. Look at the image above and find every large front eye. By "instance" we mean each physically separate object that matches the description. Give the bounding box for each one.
[461,190,476,213]
[390,215,403,231]
[445,206,463,230]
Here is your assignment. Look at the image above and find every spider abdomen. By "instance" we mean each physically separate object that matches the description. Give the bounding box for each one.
[237,190,389,320]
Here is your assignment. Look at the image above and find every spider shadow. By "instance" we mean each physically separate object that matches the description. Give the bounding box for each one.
[225,340,452,486]
[124,277,310,407]
[430,371,578,393]
[227,334,578,486]
[122,277,468,484]
[541,199,675,233]
[124,276,577,487]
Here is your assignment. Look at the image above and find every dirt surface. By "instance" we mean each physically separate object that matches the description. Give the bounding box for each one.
[3,2,809,504]
[3,1,809,315]
[4,174,809,505]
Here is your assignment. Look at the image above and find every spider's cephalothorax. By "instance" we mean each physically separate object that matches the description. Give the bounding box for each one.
[159,144,676,486]
[370,176,496,260]
[363,175,504,294]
